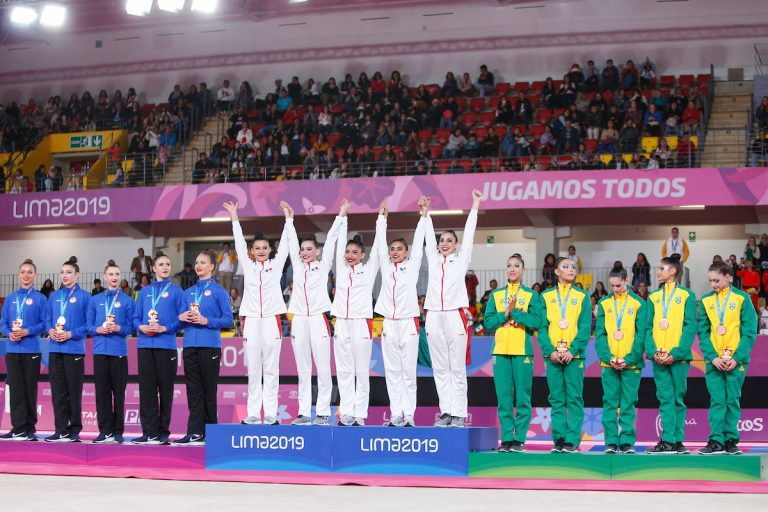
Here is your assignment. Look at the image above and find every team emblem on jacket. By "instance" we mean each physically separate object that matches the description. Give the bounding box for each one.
[25,298,33,305]
[627,307,634,316]
[114,302,121,308]
[162,292,169,298]
[729,303,737,311]
[69,297,77,303]
[570,298,578,306]
[675,296,682,304]
[518,298,526,306]
[204,290,212,296]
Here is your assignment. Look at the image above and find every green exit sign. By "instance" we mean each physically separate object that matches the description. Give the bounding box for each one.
[689,232,696,242]
[487,235,494,246]
[69,134,103,150]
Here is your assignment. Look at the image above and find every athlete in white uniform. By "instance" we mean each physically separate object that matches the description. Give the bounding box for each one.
[284,201,344,425]
[223,200,291,425]
[331,199,385,426]
[374,196,430,427]
[425,189,482,427]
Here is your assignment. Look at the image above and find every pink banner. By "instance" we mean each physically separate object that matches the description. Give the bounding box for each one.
[2,168,767,227]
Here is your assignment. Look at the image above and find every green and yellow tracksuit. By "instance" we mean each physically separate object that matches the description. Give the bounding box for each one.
[645,283,697,444]
[698,287,757,445]
[595,290,647,447]
[483,282,543,444]
[537,283,592,446]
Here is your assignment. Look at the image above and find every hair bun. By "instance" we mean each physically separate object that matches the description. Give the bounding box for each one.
[67,256,78,264]
[352,234,363,244]
[669,254,682,263]
[22,258,34,265]
[107,259,116,266]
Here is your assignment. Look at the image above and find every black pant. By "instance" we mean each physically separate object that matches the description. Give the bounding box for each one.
[6,353,41,434]
[138,348,177,437]
[48,353,84,435]
[183,347,221,435]
[94,355,128,435]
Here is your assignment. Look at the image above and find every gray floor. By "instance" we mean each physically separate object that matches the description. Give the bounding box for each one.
[0,474,765,511]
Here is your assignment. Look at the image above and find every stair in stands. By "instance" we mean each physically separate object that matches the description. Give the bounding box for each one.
[701,80,753,167]
[162,115,228,185]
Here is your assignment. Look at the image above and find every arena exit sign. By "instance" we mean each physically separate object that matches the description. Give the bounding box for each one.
[69,134,103,150]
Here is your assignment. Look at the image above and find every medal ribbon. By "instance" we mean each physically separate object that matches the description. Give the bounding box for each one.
[104,290,118,319]
[193,280,212,306]
[59,286,77,320]
[149,282,171,312]
[613,293,628,331]
[715,287,732,330]
[660,285,678,322]
[14,288,33,323]
[556,285,572,323]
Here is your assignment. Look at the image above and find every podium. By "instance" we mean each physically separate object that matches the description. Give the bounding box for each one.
[205,424,498,476]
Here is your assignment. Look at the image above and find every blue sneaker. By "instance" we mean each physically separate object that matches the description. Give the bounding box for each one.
[0,431,29,441]
[131,435,162,445]
[158,435,171,445]
[173,434,205,446]
[45,432,73,443]
[69,434,82,443]
[26,433,38,442]
[93,433,116,444]
[114,434,125,444]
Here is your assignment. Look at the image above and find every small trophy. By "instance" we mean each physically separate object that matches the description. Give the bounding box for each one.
[103,313,116,330]
[55,315,66,333]
[721,347,733,362]
[12,318,22,332]
[556,340,568,353]
[190,302,200,314]
[148,309,159,326]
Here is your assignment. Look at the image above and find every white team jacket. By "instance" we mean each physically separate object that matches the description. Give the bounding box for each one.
[232,219,289,318]
[424,209,478,312]
[287,215,343,316]
[374,215,427,320]
[330,215,383,320]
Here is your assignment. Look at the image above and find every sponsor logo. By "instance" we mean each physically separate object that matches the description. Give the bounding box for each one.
[12,196,111,221]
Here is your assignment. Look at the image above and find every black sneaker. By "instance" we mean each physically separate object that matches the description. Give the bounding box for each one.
[561,443,578,453]
[498,441,512,453]
[509,441,526,453]
[158,436,171,445]
[698,440,726,455]
[725,439,743,455]
[131,435,162,445]
[646,440,677,454]
[551,438,565,453]
[0,431,29,441]
[604,444,618,454]
[173,434,205,446]
[69,434,82,443]
[26,433,38,442]
[44,432,72,443]
[619,444,636,454]
[676,442,690,454]
[114,434,125,444]
[93,433,116,444]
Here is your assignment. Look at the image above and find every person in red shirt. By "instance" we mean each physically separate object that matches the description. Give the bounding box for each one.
[681,100,701,135]
[465,270,479,305]
[737,259,760,312]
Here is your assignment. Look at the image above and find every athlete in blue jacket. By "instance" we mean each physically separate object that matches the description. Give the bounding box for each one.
[45,257,91,443]
[131,253,186,445]
[87,260,135,444]
[0,259,48,441]
[173,249,233,446]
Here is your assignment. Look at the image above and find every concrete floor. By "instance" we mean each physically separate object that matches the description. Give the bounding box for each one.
[0,475,765,512]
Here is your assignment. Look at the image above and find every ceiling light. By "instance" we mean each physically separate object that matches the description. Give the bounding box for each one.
[191,0,218,13]
[677,205,705,210]
[430,210,465,216]
[10,6,38,26]
[125,0,153,16]
[40,4,67,27]
[158,0,185,13]
[201,216,231,222]
[290,0,309,3]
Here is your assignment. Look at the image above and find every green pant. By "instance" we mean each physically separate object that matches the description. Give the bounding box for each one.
[705,362,748,444]
[494,355,534,443]
[545,358,585,446]
[601,366,642,446]
[652,361,690,443]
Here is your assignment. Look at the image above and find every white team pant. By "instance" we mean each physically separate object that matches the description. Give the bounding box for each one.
[426,309,469,418]
[244,315,283,419]
[291,314,333,417]
[334,318,373,419]
[382,317,420,418]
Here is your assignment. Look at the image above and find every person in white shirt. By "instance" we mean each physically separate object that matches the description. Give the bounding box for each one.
[425,189,482,427]
[284,204,345,425]
[222,200,291,425]
[331,199,385,426]
[374,196,430,427]
[236,122,254,150]
[217,80,235,112]
[216,242,236,293]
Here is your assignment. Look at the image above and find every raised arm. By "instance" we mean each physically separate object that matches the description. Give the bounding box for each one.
[320,215,344,275]
[272,201,294,271]
[282,201,301,268]
[335,199,350,277]
[458,189,482,265]
[223,201,251,268]
[407,196,430,274]
[375,201,390,269]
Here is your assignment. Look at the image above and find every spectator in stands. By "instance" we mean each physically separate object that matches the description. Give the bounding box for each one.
[541,77,557,108]
[458,72,474,95]
[192,152,212,184]
[557,75,577,107]
[643,104,663,136]
[217,79,235,112]
[1,125,18,153]
[568,63,585,90]
[557,119,580,153]
[564,152,581,170]
[482,126,500,156]
[639,57,656,88]
[9,169,24,194]
[443,128,466,158]
[583,60,600,92]
[681,100,701,135]
[654,138,673,168]
[542,253,556,283]
[494,96,513,124]
[0,166,5,193]
[441,72,458,97]
[757,233,768,272]
[744,236,760,263]
[512,91,533,125]
[750,130,767,167]
[738,258,761,312]
[621,60,638,89]
[33,165,45,192]
[619,119,639,152]
[592,282,608,301]
[474,64,495,97]
[586,104,603,140]
[631,252,651,288]
[755,96,768,129]
[234,81,253,111]
[676,133,696,167]
[538,125,557,155]
[286,76,303,105]
[277,89,293,113]
[522,154,540,171]
[601,60,620,91]
[160,124,177,148]
[236,121,254,150]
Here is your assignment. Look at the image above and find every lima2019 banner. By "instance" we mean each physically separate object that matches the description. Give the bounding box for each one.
[1,168,767,226]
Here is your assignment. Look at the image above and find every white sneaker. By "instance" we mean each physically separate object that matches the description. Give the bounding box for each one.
[291,415,312,425]
[337,415,355,426]
[403,415,416,427]
[313,415,330,425]
[353,417,365,426]
[386,416,404,427]
[434,413,452,427]
[240,416,261,425]
[263,416,280,425]
[449,416,465,428]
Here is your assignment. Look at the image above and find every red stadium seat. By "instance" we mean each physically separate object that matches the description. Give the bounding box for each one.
[583,138,598,152]
[436,128,451,143]
[487,96,501,110]
[470,98,486,112]
[461,112,478,126]
[479,111,495,127]
[430,145,443,159]
[513,82,530,93]
[659,75,676,87]
[495,83,511,95]
[331,104,345,113]
[697,74,712,86]
[327,132,342,147]
[528,124,545,138]
[456,97,468,111]
[603,91,614,103]
[529,95,540,109]
[678,75,694,87]
[372,147,384,160]
[536,110,552,123]
[437,160,451,174]
[478,158,492,172]
[537,156,552,170]
[141,103,156,115]
[425,84,441,97]
[473,127,488,141]
[418,128,433,141]
[530,81,546,94]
